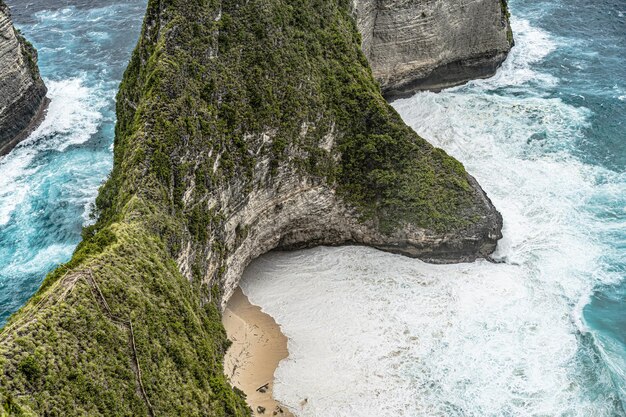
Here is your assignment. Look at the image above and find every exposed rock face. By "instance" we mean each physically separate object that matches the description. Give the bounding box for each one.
[0,0,48,156]
[186,138,502,308]
[199,146,502,308]
[353,0,513,96]
[0,0,501,415]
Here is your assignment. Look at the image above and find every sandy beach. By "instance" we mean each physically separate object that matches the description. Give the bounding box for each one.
[223,287,295,417]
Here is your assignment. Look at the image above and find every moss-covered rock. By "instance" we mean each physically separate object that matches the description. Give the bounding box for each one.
[0,0,502,415]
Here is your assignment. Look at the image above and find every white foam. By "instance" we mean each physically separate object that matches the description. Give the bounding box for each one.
[0,152,37,226]
[461,17,558,91]
[239,14,624,417]
[5,243,75,276]
[22,77,106,151]
[242,246,617,416]
[0,77,105,226]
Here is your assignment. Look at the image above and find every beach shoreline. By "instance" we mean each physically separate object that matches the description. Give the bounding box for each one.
[223,287,296,417]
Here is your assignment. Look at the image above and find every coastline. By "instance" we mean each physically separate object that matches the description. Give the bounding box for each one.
[223,287,295,417]
[0,96,50,157]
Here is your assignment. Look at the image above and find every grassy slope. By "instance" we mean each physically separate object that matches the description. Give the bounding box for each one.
[0,216,249,416]
[1,0,484,415]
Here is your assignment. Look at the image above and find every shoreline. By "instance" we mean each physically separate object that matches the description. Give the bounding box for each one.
[223,287,295,417]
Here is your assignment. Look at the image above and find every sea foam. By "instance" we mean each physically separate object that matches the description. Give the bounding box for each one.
[0,78,104,227]
[0,1,144,324]
[240,16,624,417]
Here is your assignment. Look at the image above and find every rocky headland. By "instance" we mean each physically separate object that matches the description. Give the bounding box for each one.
[354,0,513,96]
[0,0,507,415]
[0,0,48,156]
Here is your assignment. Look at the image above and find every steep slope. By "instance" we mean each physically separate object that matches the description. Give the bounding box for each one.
[0,0,48,156]
[0,0,501,415]
[354,0,513,96]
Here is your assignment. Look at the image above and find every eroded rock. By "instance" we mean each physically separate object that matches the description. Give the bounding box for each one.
[0,0,48,156]
[354,0,513,96]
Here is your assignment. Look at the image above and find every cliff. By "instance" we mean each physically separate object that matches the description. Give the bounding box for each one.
[0,0,48,156]
[354,0,513,96]
[0,0,501,415]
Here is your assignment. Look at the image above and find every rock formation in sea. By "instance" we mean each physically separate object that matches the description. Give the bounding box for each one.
[0,0,503,415]
[354,0,513,96]
[0,0,48,156]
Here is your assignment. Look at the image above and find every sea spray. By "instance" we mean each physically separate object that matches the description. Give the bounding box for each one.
[242,245,620,416]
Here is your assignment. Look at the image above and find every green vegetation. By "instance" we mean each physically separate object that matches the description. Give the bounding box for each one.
[500,0,514,46]
[1,219,248,417]
[14,30,41,79]
[101,0,476,236]
[0,0,484,415]
[1,1,41,78]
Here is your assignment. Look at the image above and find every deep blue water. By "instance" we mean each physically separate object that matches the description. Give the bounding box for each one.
[0,0,624,414]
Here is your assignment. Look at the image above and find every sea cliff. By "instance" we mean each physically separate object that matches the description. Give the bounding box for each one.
[0,0,502,415]
[354,0,513,96]
[0,0,48,156]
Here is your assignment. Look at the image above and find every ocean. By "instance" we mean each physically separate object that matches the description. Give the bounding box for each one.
[0,0,146,323]
[1,0,624,415]
[241,1,626,415]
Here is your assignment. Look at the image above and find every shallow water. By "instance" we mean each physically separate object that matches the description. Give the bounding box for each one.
[241,1,626,415]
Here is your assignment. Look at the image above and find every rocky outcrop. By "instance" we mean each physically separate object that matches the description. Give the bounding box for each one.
[0,0,501,415]
[0,0,48,156]
[214,168,501,307]
[353,0,513,96]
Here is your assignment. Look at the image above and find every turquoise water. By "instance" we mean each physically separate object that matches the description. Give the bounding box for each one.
[1,0,624,414]
[0,0,146,322]
[512,0,626,408]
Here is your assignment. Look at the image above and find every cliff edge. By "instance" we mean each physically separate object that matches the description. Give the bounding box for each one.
[354,0,513,96]
[0,0,501,415]
[0,0,48,156]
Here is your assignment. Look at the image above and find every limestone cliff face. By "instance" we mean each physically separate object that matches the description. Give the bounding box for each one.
[353,0,513,96]
[0,0,48,156]
[0,1,501,415]
[184,135,502,308]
